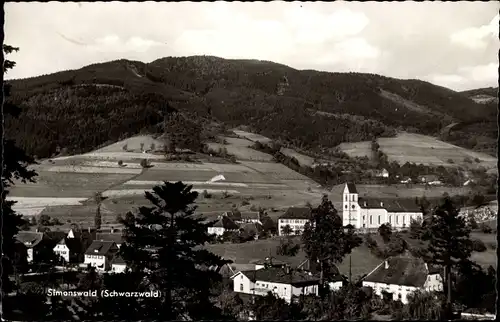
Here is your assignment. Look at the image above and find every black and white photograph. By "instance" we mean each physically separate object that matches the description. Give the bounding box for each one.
[2,1,498,320]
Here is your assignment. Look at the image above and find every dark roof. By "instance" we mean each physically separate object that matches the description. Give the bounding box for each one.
[358,197,422,213]
[280,207,312,219]
[68,229,96,240]
[252,258,288,266]
[239,222,263,236]
[58,237,84,253]
[44,231,67,242]
[212,216,239,230]
[346,183,358,193]
[363,255,434,287]
[15,232,44,248]
[85,240,117,256]
[238,267,320,286]
[96,233,124,244]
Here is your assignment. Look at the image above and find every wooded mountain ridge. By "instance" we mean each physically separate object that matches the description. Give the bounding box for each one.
[6,56,497,158]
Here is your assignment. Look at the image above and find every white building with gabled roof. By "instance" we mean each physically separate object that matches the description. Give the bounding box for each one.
[342,183,423,230]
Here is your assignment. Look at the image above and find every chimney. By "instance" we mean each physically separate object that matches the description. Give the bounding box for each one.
[88,227,91,233]
[384,261,389,269]
[285,265,290,274]
[424,263,428,272]
[380,202,384,207]
[364,201,367,207]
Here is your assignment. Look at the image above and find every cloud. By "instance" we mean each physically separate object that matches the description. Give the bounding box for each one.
[450,14,499,49]
[459,63,498,83]
[91,35,166,53]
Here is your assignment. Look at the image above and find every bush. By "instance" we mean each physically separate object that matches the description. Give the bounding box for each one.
[249,205,258,211]
[486,242,497,250]
[122,144,128,151]
[472,239,487,252]
[480,223,493,234]
[447,159,454,164]
[140,159,149,168]
[202,190,212,199]
[474,158,480,163]
[117,160,123,166]
[464,157,472,163]
[241,200,250,206]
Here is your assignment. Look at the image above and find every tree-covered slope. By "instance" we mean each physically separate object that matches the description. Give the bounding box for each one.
[6,56,496,158]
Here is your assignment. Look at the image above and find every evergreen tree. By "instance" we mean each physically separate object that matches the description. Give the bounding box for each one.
[97,181,231,320]
[422,197,473,317]
[1,45,37,297]
[302,195,362,286]
[401,290,444,320]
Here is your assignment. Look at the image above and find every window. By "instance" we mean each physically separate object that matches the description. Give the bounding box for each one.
[403,216,405,225]
[351,205,355,209]
[295,220,299,223]
[345,205,348,209]
[363,215,365,222]
[240,284,244,291]
[240,275,243,279]
[389,216,391,223]
[345,195,347,201]
[378,216,381,224]
[370,216,372,225]
[396,216,399,224]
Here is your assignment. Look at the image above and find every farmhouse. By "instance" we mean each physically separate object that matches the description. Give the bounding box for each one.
[239,222,264,240]
[342,183,423,230]
[278,207,312,236]
[15,232,44,263]
[362,254,443,304]
[84,240,119,271]
[233,211,262,225]
[231,266,320,303]
[207,215,239,236]
[111,255,127,273]
[53,237,84,263]
[297,259,344,291]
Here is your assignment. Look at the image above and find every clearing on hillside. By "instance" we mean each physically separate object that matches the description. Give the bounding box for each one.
[206,142,274,161]
[280,148,315,167]
[232,129,273,144]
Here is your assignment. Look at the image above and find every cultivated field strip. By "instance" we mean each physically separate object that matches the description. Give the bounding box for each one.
[238,161,312,181]
[337,141,372,159]
[279,148,315,167]
[81,161,144,168]
[43,165,142,174]
[206,142,274,161]
[11,206,48,217]
[7,197,88,208]
[122,180,291,190]
[102,188,241,198]
[82,152,165,160]
[232,130,273,144]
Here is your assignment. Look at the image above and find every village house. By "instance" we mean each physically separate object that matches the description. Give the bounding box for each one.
[111,255,127,273]
[231,266,320,303]
[84,240,119,271]
[239,222,264,240]
[419,174,443,185]
[362,254,443,304]
[233,211,262,225]
[15,231,44,263]
[207,215,239,236]
[342,183,423,230]
[376,168,390,178]
[53,237,85,263]
[15,230,66,263]
[278,207,312,236]
[297,259,345,291]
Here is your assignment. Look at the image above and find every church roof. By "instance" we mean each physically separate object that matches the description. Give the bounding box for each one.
[358,198,422,213]
[346,183,358,193]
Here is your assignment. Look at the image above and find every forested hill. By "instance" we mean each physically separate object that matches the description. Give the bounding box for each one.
[6,56,497,158]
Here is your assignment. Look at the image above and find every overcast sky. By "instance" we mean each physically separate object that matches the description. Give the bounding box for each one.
[5,1,499,91]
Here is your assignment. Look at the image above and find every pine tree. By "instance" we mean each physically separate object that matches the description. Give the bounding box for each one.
[302,195,362,286]
[98,181,231,320]
[1,45,37,297]
[422,197,473,317]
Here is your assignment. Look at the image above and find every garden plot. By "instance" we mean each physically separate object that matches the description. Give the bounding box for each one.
[206,142,274,162]
[280,148,315,167]
[135,169,220,182]
[232,130,273,144]
[81,161,144,169]
[337,141,372,159]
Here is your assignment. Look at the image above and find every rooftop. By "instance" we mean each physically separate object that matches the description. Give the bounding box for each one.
[279,207,312,219]
[85,240,118,256]
[212,216,239,230]
[58,237,84,253]
[346,183,358,193]
[237,267,320,286]
[363,255,439,288]
[16,232,44,248]
[358,197,423,213]
[96,233,125,244]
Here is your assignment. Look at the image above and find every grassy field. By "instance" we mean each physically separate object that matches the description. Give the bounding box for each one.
[232,129,273,144]
[337,132,497,169]
[206,142,274,162]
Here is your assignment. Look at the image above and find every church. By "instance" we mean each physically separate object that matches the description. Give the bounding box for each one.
[342,183,423,230]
